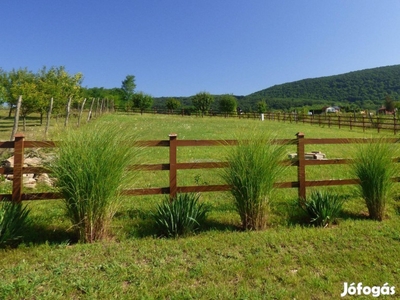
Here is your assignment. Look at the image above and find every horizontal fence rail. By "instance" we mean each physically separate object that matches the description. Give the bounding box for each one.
[120,108,400,135]
[1,132,400,203]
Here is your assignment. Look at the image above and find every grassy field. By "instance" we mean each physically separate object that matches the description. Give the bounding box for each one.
[1,113,400,299]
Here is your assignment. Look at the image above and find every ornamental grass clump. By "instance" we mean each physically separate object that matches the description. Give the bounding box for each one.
[299,190,344,227]
[0,201,30,246]
[152,193,209,238]
[352,140,397,221]
[221,135,288,230]
[50,123,140,243]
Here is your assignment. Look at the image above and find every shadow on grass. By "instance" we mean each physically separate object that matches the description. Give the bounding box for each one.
[339,210,370,221]
[18,223,78,247]
[202,219,241,232]
[117,208,241,239]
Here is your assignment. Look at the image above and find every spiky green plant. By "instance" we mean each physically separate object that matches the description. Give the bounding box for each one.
[221,134,288,230]
[152,193,209,238]
[0,201,30,245]
[299,190,344,227]
[50,122,140,243]
[352,140,397,221]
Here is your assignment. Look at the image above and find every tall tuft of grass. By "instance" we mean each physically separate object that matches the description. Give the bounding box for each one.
[299,190,344,227]
[221,134,288,230]
[50,122,141,243]
[0,201,31,246]
[352,140,397,221]
[152,193,209,238]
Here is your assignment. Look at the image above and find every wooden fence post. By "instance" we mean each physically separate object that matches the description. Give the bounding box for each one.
[12,133,25,203]
[296,132,306,200]
[169,133,178,200]
[377,116,381,133]
[362,116,365,132]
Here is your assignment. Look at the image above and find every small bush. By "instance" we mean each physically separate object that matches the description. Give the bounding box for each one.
[0,201,30,246]
[352,140,396,221]
[50,122,141,243]
[221,134,288,230]
[152,193,209,237]
[299,191,344,227]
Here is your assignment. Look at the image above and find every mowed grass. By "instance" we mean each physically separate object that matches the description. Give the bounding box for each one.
[1,113,400,299]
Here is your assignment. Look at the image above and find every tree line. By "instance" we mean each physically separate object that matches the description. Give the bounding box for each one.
[3,64,399,122]
[0,67,158,122]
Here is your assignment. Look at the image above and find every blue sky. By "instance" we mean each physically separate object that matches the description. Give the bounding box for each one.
[2,1,400,97]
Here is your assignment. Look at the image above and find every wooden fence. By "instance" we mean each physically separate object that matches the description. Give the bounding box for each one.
[262,112,400,135]
[122,108,400,135]
[2,133,400,203]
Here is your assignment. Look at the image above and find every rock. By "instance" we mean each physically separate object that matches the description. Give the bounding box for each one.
[2,154,54,189]
[35,173,53,187]
[24,157,42,166]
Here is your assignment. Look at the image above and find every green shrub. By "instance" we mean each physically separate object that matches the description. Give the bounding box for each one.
[299,190,344,227]
[0,201,30,246]
[50,122,140,243]
[152,193,209,237]
[352,140,396,221]
[221,134,287,230]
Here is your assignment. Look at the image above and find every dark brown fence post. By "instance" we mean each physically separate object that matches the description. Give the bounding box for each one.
[12,133,25,203]
[377,116,381,133]
[296,132,306,200]
[169,133,178,200]
[362,116,365,132]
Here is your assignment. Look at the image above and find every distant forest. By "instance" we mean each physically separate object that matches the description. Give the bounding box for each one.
[153,65,400,113]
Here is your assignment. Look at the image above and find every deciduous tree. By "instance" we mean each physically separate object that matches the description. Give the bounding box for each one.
[165,98,181,112]
[384,95,395,112]
[121,75,136,109]
[192,92,214,117]
[219,94,237,117]
[133,92,153,115]
[256,100,267,114]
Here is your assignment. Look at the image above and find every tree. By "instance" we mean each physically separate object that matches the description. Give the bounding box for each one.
[8,68,39,129]
[133,92,153,114]
[121,75,136,108]
[256,100,267,114]
[219,94,237,117]
[384,95,395,112]
[165,98,181,112]
[192,92,214,117]
[38,66,83,124]
[0,69,7,105]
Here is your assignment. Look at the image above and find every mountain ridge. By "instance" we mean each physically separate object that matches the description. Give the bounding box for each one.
[241,64,400,111]
[153,64,400,111]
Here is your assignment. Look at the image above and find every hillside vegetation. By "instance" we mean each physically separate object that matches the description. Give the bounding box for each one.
[154,65,400,112]
[243,64,400,111]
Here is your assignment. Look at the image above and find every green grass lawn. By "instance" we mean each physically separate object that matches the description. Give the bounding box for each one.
[1,113,399,299]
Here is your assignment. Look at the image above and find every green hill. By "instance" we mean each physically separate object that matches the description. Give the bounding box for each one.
[152,65,400,112]
[242,65,400,111]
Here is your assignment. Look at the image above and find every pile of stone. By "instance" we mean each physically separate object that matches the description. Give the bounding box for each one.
[288,151,327,160]
[1,153,54,189]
